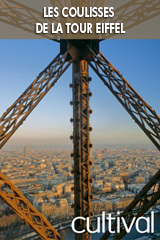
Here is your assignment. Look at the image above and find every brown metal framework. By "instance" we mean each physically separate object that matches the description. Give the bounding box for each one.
[100,169,160,240]
[0,50,73,240]
[87,50,160,151]
[71,60,92,240]
[0,172,62,240]
[85,46,160,239]
[0,51,73,149]
[0,40,159,240]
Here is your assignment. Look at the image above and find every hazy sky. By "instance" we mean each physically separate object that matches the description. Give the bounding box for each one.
[0,39,159,148]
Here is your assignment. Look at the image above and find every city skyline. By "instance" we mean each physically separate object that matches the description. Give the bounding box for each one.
[0,39,159,148]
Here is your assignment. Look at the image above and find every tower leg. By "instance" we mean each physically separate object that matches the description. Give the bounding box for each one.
[71,59,92,240]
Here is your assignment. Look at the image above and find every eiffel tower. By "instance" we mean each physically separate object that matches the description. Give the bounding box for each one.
[0,1,160,240]
[0,39,159,240]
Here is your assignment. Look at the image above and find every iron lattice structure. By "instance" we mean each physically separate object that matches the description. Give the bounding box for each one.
[71,60,92,240]
[87,50,160,150]
[0,172,62,240]
[100,169,160,239]
[0,39,159,240]
[0,51,72,148]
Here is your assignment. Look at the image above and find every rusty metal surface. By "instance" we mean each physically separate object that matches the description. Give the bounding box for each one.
[100,169,160,239]
[0,51,72,149]
[87,50,160,151]
[0,49,73,240]
[85,47,160,239]
[0,40,159,240]
[71,60,92,240]
[0,172,63,240]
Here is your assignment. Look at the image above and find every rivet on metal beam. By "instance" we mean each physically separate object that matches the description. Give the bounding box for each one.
[89,143,93,148]
[90,179,93,183]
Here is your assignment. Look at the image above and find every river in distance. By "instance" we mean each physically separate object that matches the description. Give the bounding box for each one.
[59,212,160,240]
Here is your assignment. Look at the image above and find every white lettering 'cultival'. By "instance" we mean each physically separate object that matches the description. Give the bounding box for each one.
[71,211,155,234]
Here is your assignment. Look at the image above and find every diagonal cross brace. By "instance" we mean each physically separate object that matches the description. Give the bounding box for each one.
[0,172,63,240]
[100,169,160,239]
[0,51,73,149]
[87,50,160,151]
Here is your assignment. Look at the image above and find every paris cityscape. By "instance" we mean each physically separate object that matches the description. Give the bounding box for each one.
[0,144,160,239]
[0,39,159,240]
[0,0,160,238]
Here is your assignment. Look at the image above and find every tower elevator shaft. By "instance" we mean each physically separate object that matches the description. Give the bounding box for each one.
[71,59,92,240]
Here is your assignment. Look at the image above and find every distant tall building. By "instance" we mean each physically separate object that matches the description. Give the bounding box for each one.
[24,146,29,157]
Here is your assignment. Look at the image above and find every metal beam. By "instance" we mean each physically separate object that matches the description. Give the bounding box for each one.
[0,51,73,149]
[87,50,160,151]
[0,172,63,240]
[100,169,160,239]
[71,59,93,240]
